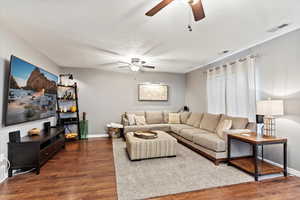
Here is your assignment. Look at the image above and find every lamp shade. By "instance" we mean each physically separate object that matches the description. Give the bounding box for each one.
[256,99,284,116]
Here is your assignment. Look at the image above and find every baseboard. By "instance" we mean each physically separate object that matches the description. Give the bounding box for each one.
[259,157,300,177]
[87,134,109,138]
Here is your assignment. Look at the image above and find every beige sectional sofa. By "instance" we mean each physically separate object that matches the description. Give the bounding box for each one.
[121,111,256,165]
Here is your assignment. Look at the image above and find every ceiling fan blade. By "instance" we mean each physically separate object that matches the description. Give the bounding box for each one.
[190,0,205,21]
[142,65,155,69]
[118,61,131,65]
[145,0,175,16]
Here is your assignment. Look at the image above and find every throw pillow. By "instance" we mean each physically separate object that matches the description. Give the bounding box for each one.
[126,114,136,126]
[186,113,203,127]
[145,111,164,124]
[180,112,191,124]
[199,113,221,132]
[168,113,180,124]
[216,120,232,140]
[135,115,147,125]
[230,117,249,129]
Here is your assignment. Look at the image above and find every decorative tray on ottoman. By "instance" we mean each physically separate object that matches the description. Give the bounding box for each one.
[134,131,158,139]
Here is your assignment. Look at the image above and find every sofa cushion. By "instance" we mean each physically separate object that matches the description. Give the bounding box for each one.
[126,111,145,117]
[124,124,170,133]
[170,124,194,134]
[200,113,221,133]
[186,113,203,128]
[163,111,170,123]
[180,112,191,124]
[135,115,147,125]
[145,111,164,124]
[216,119,232,140]
[193,133,226,152]
[168,113,180,124]
[230,116,249,129]
[218,114,230,123]
[179,128,208,141]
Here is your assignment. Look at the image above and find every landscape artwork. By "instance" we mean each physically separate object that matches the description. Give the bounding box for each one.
[138,84,168,101]
[6,56,58,125]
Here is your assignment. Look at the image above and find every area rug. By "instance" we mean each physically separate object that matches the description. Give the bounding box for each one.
[112,138,253,200]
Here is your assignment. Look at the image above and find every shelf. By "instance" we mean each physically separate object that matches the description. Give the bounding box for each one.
[229,157,283,175]
[63,121,79,125]
[57,111,77,114]
[57,98,77,101]
[65,133,78,140]
[57,84,76,88]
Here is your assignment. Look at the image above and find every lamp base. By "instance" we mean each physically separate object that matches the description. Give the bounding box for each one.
[263,116,276,137]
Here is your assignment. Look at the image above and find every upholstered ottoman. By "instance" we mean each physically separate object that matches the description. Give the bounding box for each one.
[126,131,177,160]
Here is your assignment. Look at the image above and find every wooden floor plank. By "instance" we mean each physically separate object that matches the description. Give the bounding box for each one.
[0,138,300,200]
[0,139,117,200]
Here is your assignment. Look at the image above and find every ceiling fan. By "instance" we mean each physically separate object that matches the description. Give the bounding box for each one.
[145,0,205,22]
[118,58,155,72]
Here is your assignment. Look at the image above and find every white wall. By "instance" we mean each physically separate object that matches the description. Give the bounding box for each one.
[185,68,207,113]
[186,28,300,172]
[0,26,60,181]
[61,68,186,135]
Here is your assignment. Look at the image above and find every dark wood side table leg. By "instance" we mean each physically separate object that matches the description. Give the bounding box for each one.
[8,168,13,177]
[227,135,231,165]
[121,128,125,141]
[284,142,288,177]
[36,167,40,175]
[261,145,264,161]
[253,144,259,181]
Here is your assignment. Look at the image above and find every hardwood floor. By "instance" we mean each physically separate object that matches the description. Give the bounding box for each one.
[0,139,117,200]
[151,176,300,200]
[1,138,300,200]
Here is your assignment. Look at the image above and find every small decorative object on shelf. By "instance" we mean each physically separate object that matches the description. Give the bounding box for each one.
[70,105,77,112]
[57,74,81,140]
[59,73,74,86]
[65,132,78,139]
[28,128,41,136]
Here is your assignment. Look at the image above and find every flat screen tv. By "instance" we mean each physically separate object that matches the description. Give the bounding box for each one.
[5,56,58,126]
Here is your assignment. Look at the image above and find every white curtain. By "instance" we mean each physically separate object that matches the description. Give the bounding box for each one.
[207,56,256,122]
[207,67,226,114]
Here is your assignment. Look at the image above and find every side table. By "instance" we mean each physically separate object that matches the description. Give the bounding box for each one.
[107,123,124,139]
[227,132,287,181]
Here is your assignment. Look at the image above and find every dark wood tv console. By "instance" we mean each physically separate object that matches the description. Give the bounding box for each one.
[8,127,65,177]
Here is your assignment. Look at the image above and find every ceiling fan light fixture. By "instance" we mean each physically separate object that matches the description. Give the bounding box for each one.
[130,65,140,72]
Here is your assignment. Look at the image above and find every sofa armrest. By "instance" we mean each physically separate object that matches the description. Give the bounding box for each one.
[246,122,256,132]
[121,114,129,126]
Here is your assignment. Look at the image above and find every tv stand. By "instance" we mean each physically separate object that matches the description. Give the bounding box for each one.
[8,127,65,177]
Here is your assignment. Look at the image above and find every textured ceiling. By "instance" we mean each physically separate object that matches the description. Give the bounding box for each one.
[1,0,300,73]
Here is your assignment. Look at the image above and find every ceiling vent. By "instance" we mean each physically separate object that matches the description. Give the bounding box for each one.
[267,23,290,33]
[219,50,230,55]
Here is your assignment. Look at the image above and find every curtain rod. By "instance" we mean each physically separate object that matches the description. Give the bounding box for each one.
[204,54,259,73]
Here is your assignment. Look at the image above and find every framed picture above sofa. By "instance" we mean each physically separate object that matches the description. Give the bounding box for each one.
[138,84,168,101]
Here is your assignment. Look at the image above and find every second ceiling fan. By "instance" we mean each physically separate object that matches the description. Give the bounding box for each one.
[146,0,205,22]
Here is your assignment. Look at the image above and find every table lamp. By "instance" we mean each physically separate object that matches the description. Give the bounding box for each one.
[256,98,284,137]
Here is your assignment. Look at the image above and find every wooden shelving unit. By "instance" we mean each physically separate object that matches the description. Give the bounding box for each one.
[57,75,81,140]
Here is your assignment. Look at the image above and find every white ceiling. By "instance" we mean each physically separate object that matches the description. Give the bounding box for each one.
[1,0,300,73]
